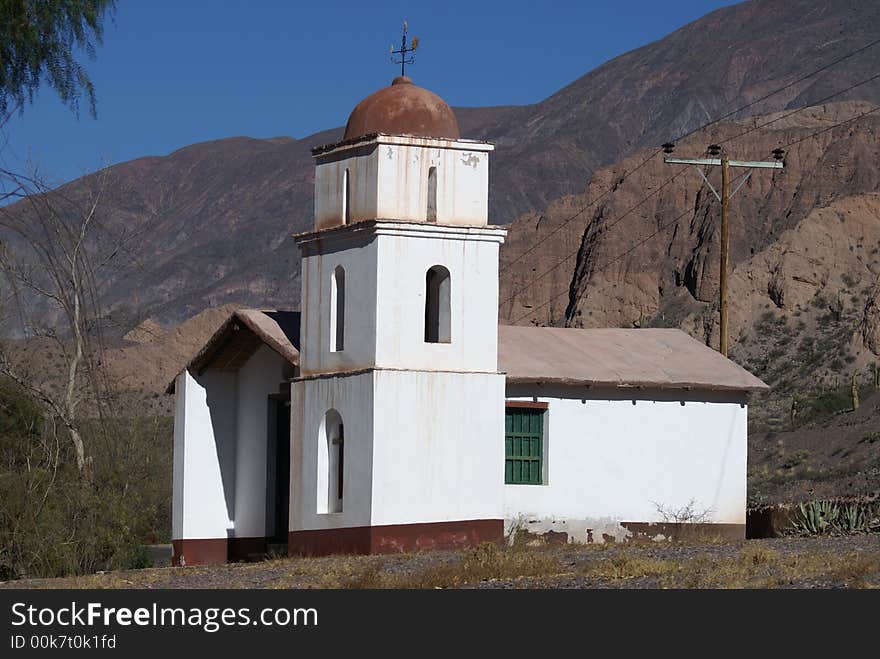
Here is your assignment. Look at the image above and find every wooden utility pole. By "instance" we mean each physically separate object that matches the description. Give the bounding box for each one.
[720,154,730,356]
[662,144,785,357]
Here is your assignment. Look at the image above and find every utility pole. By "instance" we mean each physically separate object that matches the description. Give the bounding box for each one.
[662,143,785,357]
[720,153,730,356]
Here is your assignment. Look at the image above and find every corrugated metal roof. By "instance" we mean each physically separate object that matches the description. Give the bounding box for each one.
[499,325,768,392]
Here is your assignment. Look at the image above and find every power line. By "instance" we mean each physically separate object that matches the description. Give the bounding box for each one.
[507,206,693,326]
[499,35,880,271]
[498,167,690,309]
[678,35,880,142]
[498,150,663,273]
[508,102,880,327]
[780,103,880,151]
[718,71,880,148]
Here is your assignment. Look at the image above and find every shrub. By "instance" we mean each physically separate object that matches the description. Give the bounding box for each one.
[788,500,880,536]
[0,379,172,580]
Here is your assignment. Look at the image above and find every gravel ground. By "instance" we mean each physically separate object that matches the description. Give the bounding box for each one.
[469,535,880,589]
[3,535,879,589]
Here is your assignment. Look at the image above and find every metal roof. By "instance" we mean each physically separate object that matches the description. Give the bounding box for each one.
[170,311,767,394]
[499,325,768,392]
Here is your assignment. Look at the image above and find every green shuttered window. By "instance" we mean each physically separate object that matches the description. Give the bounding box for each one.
[505,407,544,485]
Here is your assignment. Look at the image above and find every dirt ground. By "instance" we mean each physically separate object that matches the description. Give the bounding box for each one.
[749,389,880,505]
[4,535,878,590]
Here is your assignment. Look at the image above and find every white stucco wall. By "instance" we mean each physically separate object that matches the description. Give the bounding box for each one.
[298,238,379,376]
[503,385,749,542]
[233,345,288,539]
[375,141,490,225]
[373,227,503,373]
[172,370,237,540]
[314,144,379,230]
[172,346,290,542]
[290,371,375,532]
[290,369,506,532]
[298,223,505,378]
[313,136,493,230]
[371,370,505,526]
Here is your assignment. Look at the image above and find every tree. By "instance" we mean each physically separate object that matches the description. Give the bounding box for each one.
[0,0,117,119]
[0,167,112,471]
[0,164,172,580]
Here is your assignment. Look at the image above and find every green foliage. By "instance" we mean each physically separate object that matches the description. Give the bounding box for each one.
[0,379,171,580]
[789,500,880,536]
[789,500,839,535]
[790,386,866,427]
[860,432,880,445]
[0,0,116,117]
[780,450,809,470]
[835,503,876,535]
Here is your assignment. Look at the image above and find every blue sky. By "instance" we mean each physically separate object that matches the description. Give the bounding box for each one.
[2,0,736,187]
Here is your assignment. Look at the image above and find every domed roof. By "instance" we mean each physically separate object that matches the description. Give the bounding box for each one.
[343,76,460,141]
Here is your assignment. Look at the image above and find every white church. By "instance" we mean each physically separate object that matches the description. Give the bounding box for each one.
[169,75,767,566]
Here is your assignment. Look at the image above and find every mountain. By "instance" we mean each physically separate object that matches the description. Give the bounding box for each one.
[500,98,880,434]
[4,0,879,331]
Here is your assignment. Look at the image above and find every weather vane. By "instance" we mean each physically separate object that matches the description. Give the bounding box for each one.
[390,21,419,77]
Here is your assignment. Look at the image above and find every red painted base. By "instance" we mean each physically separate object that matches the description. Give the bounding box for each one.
[288,519,504,557]
[171,537,270,566]
[171,538,228,567]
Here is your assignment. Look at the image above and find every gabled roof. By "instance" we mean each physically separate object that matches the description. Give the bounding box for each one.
[499,325,768,393]
[169,310,768,395]
[167,310,299,393]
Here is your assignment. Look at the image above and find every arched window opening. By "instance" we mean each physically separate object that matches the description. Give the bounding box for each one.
[317,409,344,514]
[342,168,351,224]
[426,166,437,223]
[330,266,345,352]
[424,265,451,343]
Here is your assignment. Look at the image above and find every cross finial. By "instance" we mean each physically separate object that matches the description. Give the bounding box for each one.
[390,20,419,77]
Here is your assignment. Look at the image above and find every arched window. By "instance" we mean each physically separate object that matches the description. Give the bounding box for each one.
[424,265,451,343]
[342,168,351,224]
[317,409,344,514]
[330,266,345,352]
[426,166,437,223]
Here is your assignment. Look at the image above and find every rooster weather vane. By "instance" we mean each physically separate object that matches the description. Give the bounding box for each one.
[390,21,419,77]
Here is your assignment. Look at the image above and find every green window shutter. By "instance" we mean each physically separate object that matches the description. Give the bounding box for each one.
[504,407,544,485]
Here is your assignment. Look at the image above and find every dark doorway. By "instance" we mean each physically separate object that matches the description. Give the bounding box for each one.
[266,396,291,547]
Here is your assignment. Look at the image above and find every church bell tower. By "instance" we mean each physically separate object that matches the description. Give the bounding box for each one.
[289,73,507,555]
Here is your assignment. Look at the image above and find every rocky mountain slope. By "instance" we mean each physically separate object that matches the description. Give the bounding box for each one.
[2,305,242,417]
[500,101,880,329]
[4,0,880,332]
[500,100,880,432]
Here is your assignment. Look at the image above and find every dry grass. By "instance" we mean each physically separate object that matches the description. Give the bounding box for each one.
[654,545,876,589]
[580,554,674,581]
[266,543,566,589]
[4,537,879,590]
[389,543,564,588]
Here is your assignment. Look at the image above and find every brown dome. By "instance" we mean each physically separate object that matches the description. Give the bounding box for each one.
[343,76,460,141]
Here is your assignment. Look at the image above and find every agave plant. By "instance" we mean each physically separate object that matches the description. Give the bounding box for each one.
[789,500,839,535]
[834,502,867,534]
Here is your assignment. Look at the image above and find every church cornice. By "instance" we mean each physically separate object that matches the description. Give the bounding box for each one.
[311,132,493,158]
[294,365,505,383]
[295,219,506,255]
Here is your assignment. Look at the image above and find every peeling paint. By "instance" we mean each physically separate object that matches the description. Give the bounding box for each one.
[460,152,481,169]
[506,516,633,545]
[506,516,745,545]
